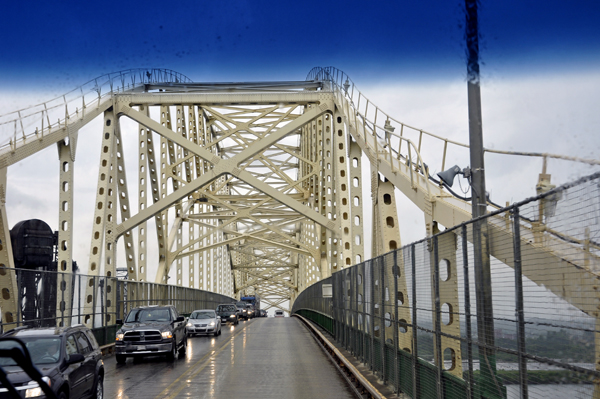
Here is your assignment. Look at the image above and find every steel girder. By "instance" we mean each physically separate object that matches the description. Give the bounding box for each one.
[0,69,596,342]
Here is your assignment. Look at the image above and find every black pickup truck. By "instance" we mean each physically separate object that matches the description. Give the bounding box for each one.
[115,305,187,364]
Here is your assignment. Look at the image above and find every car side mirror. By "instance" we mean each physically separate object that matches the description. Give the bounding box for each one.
[67,353,85,365]
[116,319,123,325]
[176,316,185,322]
[217,316,221,320]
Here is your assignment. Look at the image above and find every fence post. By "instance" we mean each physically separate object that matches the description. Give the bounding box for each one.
[370,260,375,371]
[352,267,357,357]
[116,279,121,321]
[433,235,444,399]
[333,272,338,340]
[16,270,22,327]
[393,250,399,393]
[411,244,419,399]
[78,274,82,324]
[380,256,386,383]
[462,225,474,399]
[91,276,98,328]
[512,207,528,399]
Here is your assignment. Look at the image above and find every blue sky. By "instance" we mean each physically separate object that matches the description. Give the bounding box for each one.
[2,1,599,87]
[1,1,600,263]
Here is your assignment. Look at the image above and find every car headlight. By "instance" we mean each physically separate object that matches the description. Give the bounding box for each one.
[25,377,51,398]
[209,321,215,326]
[186,322,193,327]
[116,333,124,341]
[229,314,235,318]
[161,331,173,339]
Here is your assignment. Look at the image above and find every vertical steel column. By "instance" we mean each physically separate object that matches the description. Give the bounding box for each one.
[156,105,172,283]
[0,166,18,329]
[431,227,462,377]
[103,119,119,326]
[84,109,116,327]
[137,105,149,282]
[433,236,444,399]
[175,105,185,286]
[462,225,474,399]
[321,114,335,276]
[313,115,326,282]
[143,114,164,284]
[187,104,199,289]
[333,109,352,269]
[512,207,528,399]
[411,244,419,399]
[57,139,75,326]
[349,141,365,264]
[113,124,136,282]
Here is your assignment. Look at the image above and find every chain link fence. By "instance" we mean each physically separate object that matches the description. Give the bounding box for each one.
[293,172,600,399]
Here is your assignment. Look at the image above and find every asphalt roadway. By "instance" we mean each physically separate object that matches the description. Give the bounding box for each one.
[103,317,355,398]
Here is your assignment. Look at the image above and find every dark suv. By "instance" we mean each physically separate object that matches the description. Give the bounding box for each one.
[216,304,239,325]
[115,305,187,364]
[0,324,104,399]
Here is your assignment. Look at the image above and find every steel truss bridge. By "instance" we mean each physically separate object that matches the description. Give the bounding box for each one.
[0,67,599,397]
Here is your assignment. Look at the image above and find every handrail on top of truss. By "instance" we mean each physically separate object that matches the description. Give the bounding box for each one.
[307,66,600,168]
[0,69,192,151]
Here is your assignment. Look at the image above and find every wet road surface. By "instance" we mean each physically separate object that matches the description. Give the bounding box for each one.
[103,317,355,398]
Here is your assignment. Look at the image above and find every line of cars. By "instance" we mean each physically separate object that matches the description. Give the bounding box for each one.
[114,302,267,364]
[0,302,270,397]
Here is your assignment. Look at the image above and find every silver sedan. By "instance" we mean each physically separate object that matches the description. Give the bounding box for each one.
[186,310,222,337]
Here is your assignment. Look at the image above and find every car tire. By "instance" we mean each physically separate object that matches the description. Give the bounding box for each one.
[167,342,177,361]
[116,354,126,364]
[214,329,218,337]
[178,338,187,358]
[58,391,67,399]
[219,327,222,335]
[95,376,104,399]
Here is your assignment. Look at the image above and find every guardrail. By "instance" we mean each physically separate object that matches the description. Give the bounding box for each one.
[0,268,235,347]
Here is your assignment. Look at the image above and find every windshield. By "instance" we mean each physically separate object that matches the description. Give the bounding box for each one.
[217,305,235,312]
[0,337,62,366]
[190,311,215,319]
[125,308,171,323]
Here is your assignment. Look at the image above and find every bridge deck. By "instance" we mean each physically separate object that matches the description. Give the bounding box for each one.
[103,317,356,399]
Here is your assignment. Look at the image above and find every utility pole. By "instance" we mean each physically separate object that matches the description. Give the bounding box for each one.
[465,1,500,397]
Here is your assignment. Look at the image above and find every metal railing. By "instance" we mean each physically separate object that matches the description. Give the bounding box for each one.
[0,68,191,150]
[0,268,235,346]
[307,67,600,202]
[293,171,600,399]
